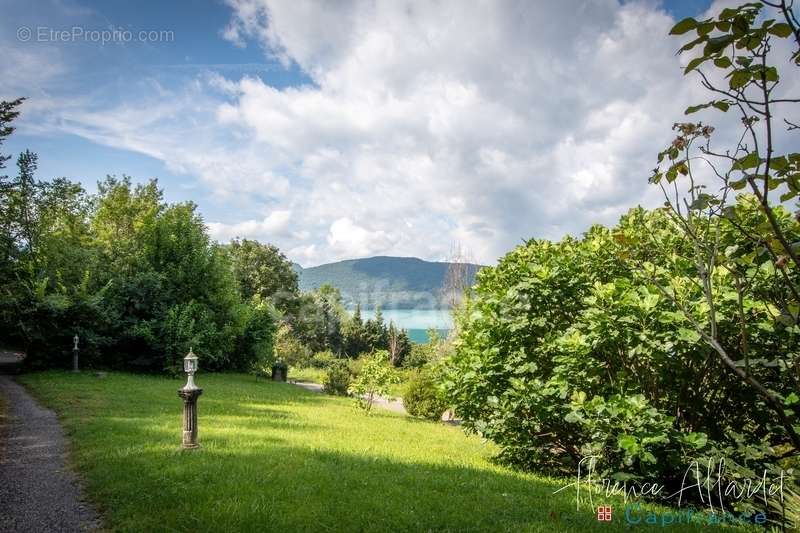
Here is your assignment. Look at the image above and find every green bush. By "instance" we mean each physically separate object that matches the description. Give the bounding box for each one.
[444,204,799,494]
[310,350,335,369]
[323,360,351,395]
[274,325,312,368]
[403,371,448,421]
[347,357,365,377]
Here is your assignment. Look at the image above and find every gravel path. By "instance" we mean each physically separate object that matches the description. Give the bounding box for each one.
[0,375,101,532]
[291,381,408,414]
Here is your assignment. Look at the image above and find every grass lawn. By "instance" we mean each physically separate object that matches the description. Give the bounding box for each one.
[19,372,748,532]
[287,366,326,384]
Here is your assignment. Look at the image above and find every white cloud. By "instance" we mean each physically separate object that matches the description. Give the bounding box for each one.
[207,209,292,241]
[8,0,797,267]
[327,217,397,259]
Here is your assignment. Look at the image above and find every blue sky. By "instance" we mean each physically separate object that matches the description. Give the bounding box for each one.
[2,0,721,266]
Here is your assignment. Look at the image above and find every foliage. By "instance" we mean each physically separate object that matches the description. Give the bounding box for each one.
[310,350,336,368]
[286,284,345,354]
[403,328,448,369]
[339,304,412,363]
[323,360,351,396]
[226,238,298,311]
[287,365,326,384]
[651,1,800,457]
[342,304,370,356]
[444,204,798,498]
[239,299,278,375]
[274,324,313,367]
[0,103,284,373]
[348,350,400,413]
[445,3,800,514]
[403,370,449,421]
[386,321,412,366]
[768,485,800,531]
[0,98,24,171]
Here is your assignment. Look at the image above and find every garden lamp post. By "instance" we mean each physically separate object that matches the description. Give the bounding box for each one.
[177,348,203,449]
[72,334,79,372]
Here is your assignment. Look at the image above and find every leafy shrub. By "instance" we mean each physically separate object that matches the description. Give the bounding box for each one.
[310,350,335,369]
[444,205,798,498]
[347,357,365,377]
[403,343,432,369]
[323,360,351,395]
[274,325,312,368]
[348,351,400,413]
[403,371,448,421]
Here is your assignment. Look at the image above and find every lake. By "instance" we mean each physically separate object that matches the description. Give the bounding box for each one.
[356,309,452,343]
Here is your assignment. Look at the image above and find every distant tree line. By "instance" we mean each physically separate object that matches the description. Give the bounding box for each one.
[0,98,411,372]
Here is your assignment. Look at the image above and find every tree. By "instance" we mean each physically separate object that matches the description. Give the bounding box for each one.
[0,104,279,373]
[348,350,400,413]
[444,204,797,505]
[0,98,24,172]
[386,322,411,367]
[650,1,800,452]
[363,306,388,349]
[342,303,370,356]
[227,238,299,309]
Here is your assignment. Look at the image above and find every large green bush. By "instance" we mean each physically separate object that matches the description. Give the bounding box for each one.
[323,360,351,396]
[444,203,799,493]
[403,371,448,421]
[310,350,335,369]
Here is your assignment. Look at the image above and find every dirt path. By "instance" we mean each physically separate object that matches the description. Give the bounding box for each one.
[0,375,101,532]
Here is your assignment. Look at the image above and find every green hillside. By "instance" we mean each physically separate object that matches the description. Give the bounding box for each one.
[297,256,482,309]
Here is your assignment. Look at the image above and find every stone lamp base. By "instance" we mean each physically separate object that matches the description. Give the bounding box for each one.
[177,387,203,449]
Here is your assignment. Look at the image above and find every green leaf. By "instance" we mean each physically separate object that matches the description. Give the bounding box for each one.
[685,103,710,114]
[671,17,698,35]
[713,56,732,68]
[712,100,730,112]
[705,35,733,54]
[618,434,639,453]
[769,23,793,38]
[780,190,797,202]
[771,155,789,171]
[763,66,779,82]
[680,35,706,53]
[684,56,706,73]
[734,152,760,170]
[684,432,708,449]
[729,69,751,89]
[730,177,748,190]
[697,22,715,36]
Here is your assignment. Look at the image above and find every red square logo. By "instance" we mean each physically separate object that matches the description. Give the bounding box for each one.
[597,506,613,522]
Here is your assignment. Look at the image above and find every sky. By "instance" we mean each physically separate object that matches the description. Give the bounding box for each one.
[0,0,754,267]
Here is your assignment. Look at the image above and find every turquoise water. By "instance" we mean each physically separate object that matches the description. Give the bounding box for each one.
[356,309,452,343]
[407,328,449,344]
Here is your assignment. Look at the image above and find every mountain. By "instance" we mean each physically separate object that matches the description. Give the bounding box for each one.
[296,256,483,309]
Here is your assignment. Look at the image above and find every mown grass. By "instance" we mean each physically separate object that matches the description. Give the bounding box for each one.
[19,372,750,532]
[287,366,326,384]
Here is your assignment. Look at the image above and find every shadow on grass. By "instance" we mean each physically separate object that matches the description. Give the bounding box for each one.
[90,443,605,532]
[18,371,745,533]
